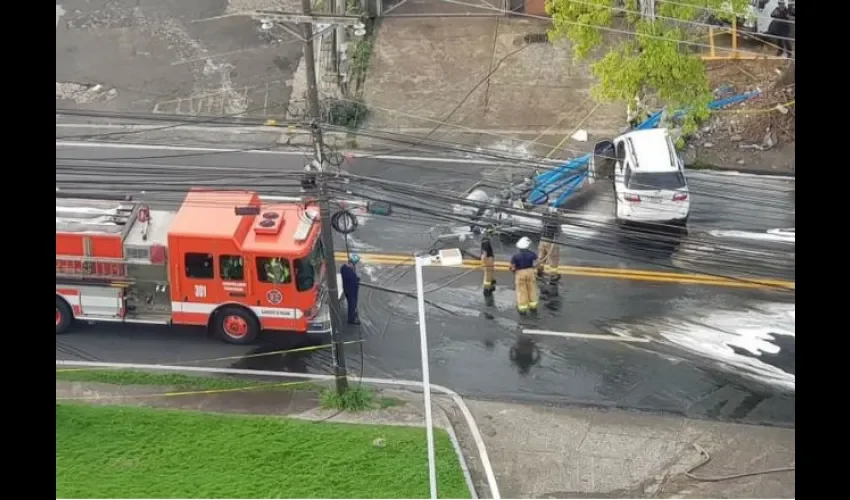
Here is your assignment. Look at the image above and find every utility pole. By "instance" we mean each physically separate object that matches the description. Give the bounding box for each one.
[334,0,347,87]
[300,0,349,395]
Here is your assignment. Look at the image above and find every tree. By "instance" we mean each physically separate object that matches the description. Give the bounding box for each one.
[546,0,750,135]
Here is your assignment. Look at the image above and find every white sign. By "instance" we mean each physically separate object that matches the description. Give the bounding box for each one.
[256,308,299,319]
[194,285,207,298]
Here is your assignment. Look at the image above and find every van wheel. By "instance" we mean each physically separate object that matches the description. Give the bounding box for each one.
[56,296,73,335]
[214,307,260,345]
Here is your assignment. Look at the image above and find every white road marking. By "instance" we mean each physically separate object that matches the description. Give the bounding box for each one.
[523,329,651,343]
[708,229,795,244]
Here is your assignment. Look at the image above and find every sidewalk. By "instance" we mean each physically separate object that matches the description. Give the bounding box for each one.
[56,380,795,498]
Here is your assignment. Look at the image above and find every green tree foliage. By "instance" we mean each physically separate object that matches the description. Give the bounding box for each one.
[546,0,750,134]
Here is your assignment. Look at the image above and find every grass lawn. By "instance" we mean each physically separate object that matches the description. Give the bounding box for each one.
[56,404,471,499]
[55,369,319,391]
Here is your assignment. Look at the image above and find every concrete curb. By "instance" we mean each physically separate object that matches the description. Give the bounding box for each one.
[56,360,501,499]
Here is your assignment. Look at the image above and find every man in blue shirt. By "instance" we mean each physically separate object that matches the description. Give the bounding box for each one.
[510,237,539,314]
[340,254,361,325]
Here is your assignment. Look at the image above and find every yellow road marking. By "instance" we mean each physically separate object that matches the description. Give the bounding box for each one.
[336,252,794,290]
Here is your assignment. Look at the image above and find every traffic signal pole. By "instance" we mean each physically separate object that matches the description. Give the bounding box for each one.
[300,0,349,395]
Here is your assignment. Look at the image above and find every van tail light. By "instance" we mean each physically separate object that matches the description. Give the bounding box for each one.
[624,194,641,202]
[672,193,688,201]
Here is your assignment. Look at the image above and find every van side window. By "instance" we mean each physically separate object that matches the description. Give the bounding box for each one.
[616,142,626,162]
[256,257,292,284]
[185,253,214,279]
[220,255,245,281]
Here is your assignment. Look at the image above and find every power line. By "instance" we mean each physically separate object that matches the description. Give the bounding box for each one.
[325,183,794,289]
[390,0,793,58]
[55,159,796,223]
[56,165,793,282]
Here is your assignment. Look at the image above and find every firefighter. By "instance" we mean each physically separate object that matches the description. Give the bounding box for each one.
[510,236,538,314]
[537,210,561,283]
[340,254,361,325]
[481,229,496,294]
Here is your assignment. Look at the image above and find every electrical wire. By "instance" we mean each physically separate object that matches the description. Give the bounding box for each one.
[55,142,796,214]
[447,0,798,41]
[684,443,795,481]
[412,0,795,58]
[55,142,794,278]
[331,185,794,282]
[54,164,791,274]
[54,164,794,257]
[323,183,794,289]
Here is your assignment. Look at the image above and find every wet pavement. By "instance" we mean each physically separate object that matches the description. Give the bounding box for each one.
[55,143,795,427]
[57,267,795,426]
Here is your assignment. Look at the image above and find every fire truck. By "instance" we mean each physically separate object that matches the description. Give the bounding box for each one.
[56,189,339,344]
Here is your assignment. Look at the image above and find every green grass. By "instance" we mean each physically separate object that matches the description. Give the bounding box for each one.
[56,404,471,499]
[55,369,321,392]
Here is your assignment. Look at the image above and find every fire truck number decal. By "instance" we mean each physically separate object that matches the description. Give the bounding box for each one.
[266,289,283,305]
[194,285,207,298]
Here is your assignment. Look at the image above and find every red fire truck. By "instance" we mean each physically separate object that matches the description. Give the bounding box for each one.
[56,189,338,344]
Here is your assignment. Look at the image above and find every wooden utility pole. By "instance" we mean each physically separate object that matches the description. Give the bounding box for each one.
[300,0,349,395]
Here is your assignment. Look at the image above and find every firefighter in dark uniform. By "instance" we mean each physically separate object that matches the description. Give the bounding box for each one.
[340,254,361,325]
[480,229,496,294]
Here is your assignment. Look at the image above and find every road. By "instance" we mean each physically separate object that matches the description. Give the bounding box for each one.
[55,142,796,426]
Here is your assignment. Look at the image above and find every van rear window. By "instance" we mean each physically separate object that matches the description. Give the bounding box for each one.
[627,171,686,190]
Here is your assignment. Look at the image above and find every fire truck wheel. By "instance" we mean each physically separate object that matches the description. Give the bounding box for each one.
[213,307,259,345]
[56,296,73,335]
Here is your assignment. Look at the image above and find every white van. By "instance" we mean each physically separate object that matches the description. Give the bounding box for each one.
[608,129,690,227]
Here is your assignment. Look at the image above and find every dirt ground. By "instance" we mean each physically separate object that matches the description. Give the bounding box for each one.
[685,59,795,173]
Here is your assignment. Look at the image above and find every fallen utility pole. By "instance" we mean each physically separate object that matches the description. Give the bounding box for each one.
[300,0,349,395]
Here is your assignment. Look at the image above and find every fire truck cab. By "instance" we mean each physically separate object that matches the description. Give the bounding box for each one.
[56,190,336,344]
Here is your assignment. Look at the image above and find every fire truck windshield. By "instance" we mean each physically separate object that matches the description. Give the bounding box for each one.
[294,240,325,291]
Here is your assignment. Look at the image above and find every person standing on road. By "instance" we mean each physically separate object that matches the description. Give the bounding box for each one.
[480,228,496,294]
[537,210,561,283]
[768,1,792,57]
[510,237,538,314]
[340,254,361,325]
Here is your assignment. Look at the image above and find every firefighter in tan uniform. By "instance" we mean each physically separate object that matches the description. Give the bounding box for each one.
[537,211,561,284]
[510,236,539,314]
[480,229,496,294]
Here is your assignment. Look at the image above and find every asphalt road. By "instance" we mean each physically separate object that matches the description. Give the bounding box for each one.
[55,142,796,426]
